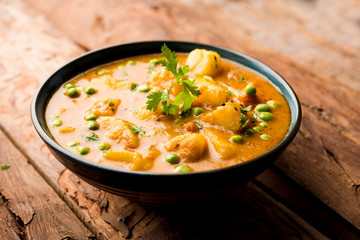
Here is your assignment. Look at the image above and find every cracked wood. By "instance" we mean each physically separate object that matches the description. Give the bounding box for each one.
[0,128,93,239]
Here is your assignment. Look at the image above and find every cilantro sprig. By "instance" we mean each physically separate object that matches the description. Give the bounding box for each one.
[146,44,201,115]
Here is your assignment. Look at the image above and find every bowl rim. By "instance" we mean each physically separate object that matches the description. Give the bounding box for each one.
[31,40,302,178]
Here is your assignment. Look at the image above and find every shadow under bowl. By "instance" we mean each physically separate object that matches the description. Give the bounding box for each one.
[31,41,301,205]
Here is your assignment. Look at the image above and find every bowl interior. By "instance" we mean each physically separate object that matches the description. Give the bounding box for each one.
[31,41,301,177]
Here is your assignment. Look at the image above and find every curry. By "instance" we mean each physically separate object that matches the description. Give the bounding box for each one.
[46,45,291,173]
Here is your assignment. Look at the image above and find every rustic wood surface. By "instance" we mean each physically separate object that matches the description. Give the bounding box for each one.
[0,0,359,239]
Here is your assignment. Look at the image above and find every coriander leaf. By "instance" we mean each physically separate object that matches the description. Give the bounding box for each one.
[83,133,100,142]
[146,91,162,111]
[194,122,203,130]
[129,125,147,136]
[226,90,234,96]
[173,89,195,112]
[160,45,178,76]
[241,105,252,113]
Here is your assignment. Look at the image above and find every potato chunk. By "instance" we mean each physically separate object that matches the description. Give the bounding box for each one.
[193,76,227,107]
[88,98,121,116]
[164,133,207,162]
[98,117,139,148]
[103,147,160,171]
[201,102,241,132]
[91,76,132,90]
[186,49,221,77]
[204,128,237,160]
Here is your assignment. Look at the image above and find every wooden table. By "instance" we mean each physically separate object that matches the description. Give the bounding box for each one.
[1,0,359,239]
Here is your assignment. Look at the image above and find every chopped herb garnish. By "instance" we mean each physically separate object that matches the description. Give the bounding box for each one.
[129,125,147,136]
[218,84,223,87]
[194,122,203,130]
[51,114,60,118]
[237,77,245,81]
[121,72,128,77]
[97,69,105,75]
[146,44,201,115]
[241,105,252,113]
[1,164,10,170]
[131,83,138,91]
[214,55,218,68]
[226,83,231,86]
[226,90,234,96]
[83,133,100,142]
[109,101,114,106]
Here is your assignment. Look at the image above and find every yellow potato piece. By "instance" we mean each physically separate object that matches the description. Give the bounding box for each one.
[186,49,221,77]
[58,126,75,133]
[88,98,121,116]
[131,145,160,171]
[91,76,132,90]
[103,149,141,163]
[98,117,140,148]
[201,102,242,132]
[193,76,228,107]
[204,128,237,160]
[164,133,207,162]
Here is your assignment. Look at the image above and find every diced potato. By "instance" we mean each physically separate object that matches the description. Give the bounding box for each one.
[91,76,132,90]
[88,98,121,116]
[164,133,207,162]
[58,126,75,133]
[204,128,237,160]
[193,76,227,107]
[133,105,157,120]
[201,102,242,132]
[151,69,175,90]
[103,149,142,163]
[98,117,139,148]
[131,146,160,171]
[186,49,221,77]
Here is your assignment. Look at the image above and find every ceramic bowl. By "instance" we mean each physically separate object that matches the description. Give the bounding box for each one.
[31,41,301,204]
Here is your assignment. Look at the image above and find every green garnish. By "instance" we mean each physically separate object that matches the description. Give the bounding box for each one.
[83,133,100,142]
[146,44,201,115]
[194,122,203,130]
[237,77,245,81]
[131,83,138,91]
[238,105,252,130]
[1,164,10,170]
[109,101,114,106]
[226,90,234,96]
[129,125,147,136]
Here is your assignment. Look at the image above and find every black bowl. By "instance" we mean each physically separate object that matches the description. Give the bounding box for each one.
[31,41,301,204]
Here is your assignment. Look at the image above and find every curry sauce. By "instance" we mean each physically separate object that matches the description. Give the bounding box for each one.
[46,49,291,173]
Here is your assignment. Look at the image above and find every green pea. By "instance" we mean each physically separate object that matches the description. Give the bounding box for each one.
[51,119,63,126]
[267,100,280,109]
[87,121,99,130]
[77,147,90,155]
[259,122,268,128]
[192,107,205,116]
[253,126,262,132]
[245,128,254,136]
[174,119,181,124]
[149,58,161,64]
[260,134,271,140]
[66,88,80,98]
[165,154,180,164]
[255,104,270,112]
[258,112,273,121]
[137,85,151,92]
[245,84,256,96]
[85,114,97,121]
[127,60,135,65]
[84,87,96,95]
[68,141,80,147]
[231,135,244,143]
[174,165,191,173]
[97,142,111,151]
[64,83,75,89]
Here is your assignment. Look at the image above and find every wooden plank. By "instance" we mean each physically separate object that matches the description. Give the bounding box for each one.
[22,0,360,230]
[0,129,93,239]
[58,169,327,240]
[0,0,331,239]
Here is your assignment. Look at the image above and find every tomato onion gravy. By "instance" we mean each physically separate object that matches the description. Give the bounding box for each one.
[46,48,291,173]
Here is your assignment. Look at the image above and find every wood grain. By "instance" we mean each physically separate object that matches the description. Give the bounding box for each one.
[22,0,360,230]
[0,128,93,239]
[1,0,359,238]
